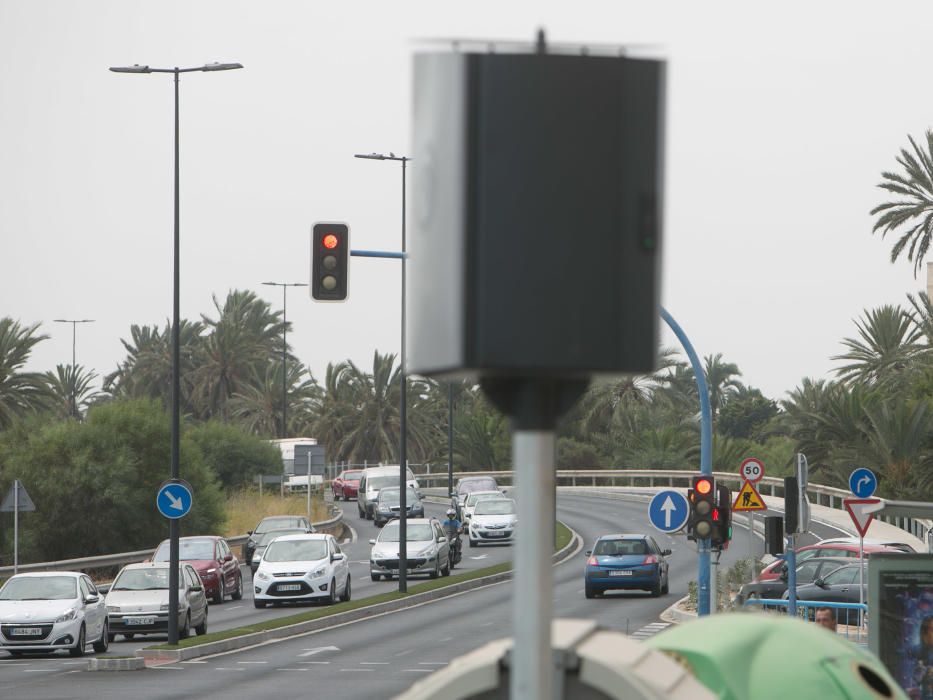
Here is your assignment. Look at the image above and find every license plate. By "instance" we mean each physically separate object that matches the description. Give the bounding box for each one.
[609,570,633,577]
[125,617,155,625]
[278,584,302,591]
[10,627,42,636]
[486,532,506,538]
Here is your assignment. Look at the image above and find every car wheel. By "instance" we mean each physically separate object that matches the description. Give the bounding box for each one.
[650,579,661,598]
[430,560,439,579]
[93,621,110,654]
[661,575,669,595]
[232,572,244,600]
[107,633,116,644]
[585,584,597,599]
[371,573,381,582]
[327,578,337,605]
[366,508,373,521]
[358,504,365,519]
[195,608,208,636]
[69,624,86,657]
[212,577,226,604]
[469,538,476,548]
[179,612,191,639]
[254,600,267,609]
[442,558,450,577]
[341,575,352,602]
[123,633,135,641]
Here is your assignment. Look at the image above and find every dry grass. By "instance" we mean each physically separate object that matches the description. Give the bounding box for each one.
[223,489,332,537]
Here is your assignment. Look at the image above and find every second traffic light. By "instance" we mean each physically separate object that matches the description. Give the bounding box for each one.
[711,483,732,550]
[688,475,716,541]
[311,222,350,301]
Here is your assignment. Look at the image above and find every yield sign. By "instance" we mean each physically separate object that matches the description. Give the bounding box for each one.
[844,498,880,537]
[732,480,766,511]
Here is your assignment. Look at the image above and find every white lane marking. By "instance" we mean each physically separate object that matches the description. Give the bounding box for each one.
[277,668,308,672]
[23,669,57,673]
[300,661,330,665]
[215,668,245,671]
[395,649,414,657]
[341,668,373,672]
[347,523,358,543]
[236,661,267,664]
[438,637,453,642]
[182,660,208,664]
[419,662,448,666]
[352,560,369,565]
[61,662,86,666]
[401,669,433,673]
[360,661,389,665]
[151,666,186,671]
[227,605,243,611]
[469,555,488,560]
[630,622,671,639]
[479,621,496,627]
[299,646,340,657]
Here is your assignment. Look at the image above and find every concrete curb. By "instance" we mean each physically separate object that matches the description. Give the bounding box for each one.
[86,656,146,671]
[660,595,696,625]
[87,523,581,670]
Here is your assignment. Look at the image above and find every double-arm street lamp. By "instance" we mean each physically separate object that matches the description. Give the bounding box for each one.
[52,318,95,418]
[110,60,242,645]
[261,281,308,439]
[354,151,411,592]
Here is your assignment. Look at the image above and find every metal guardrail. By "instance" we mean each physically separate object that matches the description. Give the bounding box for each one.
[743,598,868,644]
[411,468,933,546]
[0,509,345,579]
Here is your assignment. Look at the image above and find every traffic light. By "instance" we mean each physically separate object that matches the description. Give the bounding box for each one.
[711,484,732,550]
[688,475,715,541]
[311,222,349,301]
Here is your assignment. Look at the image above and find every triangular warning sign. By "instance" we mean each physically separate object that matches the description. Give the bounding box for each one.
[0,481,36,513]
[732,480,766,511]
[844,498,880,538]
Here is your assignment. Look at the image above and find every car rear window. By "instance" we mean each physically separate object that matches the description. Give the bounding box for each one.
[594,540,647,556]
[459,478,498,494]
[153,539,215,562]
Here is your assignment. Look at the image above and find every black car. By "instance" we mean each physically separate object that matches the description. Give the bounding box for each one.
[373,487,424,527]
[735,557,851,606]
[243,515,313,566]
[784,561,868,624]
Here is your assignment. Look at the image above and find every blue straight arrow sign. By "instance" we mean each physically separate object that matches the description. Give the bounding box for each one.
[648,490,690,533]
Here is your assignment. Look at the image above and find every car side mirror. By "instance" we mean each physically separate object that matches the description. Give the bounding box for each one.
[190,584,203,592]
[437,536,446,543]
[584,550,592,556]
[247,531,253,536]
[662,549,672,556]
[369,539,376,545]
[815,577,827,588]
[85,594,99,605]
[223,553,233,562]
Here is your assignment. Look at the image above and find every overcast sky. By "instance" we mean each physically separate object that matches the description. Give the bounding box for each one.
[1,1,929,402]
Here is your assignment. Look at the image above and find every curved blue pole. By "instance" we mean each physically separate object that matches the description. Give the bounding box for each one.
[660,306,713,616]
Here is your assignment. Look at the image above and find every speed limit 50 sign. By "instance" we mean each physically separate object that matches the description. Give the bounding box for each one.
[740,457,765,483]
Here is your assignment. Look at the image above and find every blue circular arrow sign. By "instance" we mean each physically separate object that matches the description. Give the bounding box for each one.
[648,490,690,533]
[156,480,193,519]
[848,468,877,499]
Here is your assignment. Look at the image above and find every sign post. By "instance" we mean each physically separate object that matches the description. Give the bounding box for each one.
[845,496,880,618]
[0,480,36,574]
[738,458,765,562]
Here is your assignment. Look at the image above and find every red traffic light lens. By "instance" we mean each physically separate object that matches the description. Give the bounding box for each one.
[323,234,339,249]
[695,478,712,495]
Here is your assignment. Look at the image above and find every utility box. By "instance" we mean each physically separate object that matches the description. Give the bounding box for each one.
[409,48,665,379]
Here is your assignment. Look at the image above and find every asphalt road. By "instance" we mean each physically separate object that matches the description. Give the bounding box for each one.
[0,491,760,699]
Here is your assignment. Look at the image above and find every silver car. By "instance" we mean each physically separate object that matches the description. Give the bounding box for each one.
[105,562,208,640]
[0,571,109,657]
[369,518,451,581]
[468,498,517,546]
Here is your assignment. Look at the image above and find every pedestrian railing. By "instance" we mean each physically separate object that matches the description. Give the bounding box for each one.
[743,598,868,644]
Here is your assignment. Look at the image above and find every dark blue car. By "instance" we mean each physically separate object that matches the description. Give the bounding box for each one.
[584,534,671,598]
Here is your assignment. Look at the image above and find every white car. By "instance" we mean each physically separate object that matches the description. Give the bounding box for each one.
[0,571,109,657]
[469,498,517,547]
[462,491,505,522]
[106,562,208,640]
[253,533,350,608]
[369,518,452,580]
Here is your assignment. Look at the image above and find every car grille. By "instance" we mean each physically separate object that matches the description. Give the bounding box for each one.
[273,572,307,578]
[374,558,427,570]
[2,624,54,641]
[485,524,506,530]
[268,581,314,596]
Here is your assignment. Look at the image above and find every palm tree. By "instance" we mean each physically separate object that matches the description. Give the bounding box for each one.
[832,304,922,388]
[870,130,933,278]
[43,364,105,419]
[0,317,51,428]
[228,361,320,437]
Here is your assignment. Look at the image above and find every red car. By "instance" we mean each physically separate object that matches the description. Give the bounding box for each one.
[756,541,904,582]
[332,470,363,501]
[151,535,244,604]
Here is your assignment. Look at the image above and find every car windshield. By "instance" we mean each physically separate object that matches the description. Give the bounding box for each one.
[257,529,306,547]
[153,539,214,562]
[379,523,434,543]
[594,539,647,556]
[111,568,183,591]
[342,471,362,481]
[256,517,304,534]
[474,500,516,516]
[378,488,419,505]
[263,539,328,562]
[466,492,499,506]
[0,576,77,601]
[459,479,498,495]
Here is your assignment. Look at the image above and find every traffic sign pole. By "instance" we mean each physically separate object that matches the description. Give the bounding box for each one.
[13,479,18,575]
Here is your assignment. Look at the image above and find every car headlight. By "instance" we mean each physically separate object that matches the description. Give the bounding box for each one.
[256,572,269,581]
[311,567,327,578]
[107,605,121,613]
[55,608,77,623]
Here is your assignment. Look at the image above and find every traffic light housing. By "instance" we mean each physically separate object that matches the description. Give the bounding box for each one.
[711,483,732,550]
[311,222,349,301]
[688,475,715,542]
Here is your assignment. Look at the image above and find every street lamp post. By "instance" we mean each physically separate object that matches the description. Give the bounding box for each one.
[354,151,410,592]
[110,60,242,645]
[262,282,308,439]
[53,318,94,418]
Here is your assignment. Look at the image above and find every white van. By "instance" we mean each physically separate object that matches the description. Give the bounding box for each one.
[357,465,419,520]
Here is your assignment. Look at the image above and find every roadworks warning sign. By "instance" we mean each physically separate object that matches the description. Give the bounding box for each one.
[732,480,766,511]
